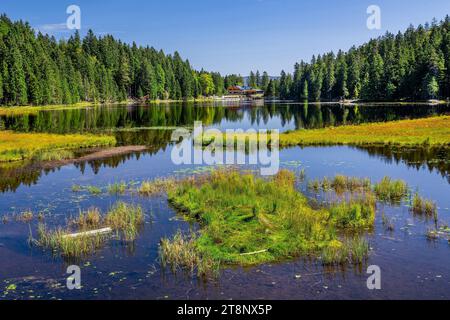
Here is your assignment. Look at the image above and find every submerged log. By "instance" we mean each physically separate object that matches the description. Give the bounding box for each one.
[240,249,268,256]
[62,228,112,239]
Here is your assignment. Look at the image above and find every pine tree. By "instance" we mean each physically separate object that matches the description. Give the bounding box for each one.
[249,71,257,88]
[0,69,3,102]
[301,80,309,100]
[261,72,270,92]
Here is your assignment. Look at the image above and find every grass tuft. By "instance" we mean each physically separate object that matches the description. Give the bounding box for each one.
[34,202,144,258]
[164,169,375,275]
[411,193,438,220]
[108,181,128,195]
[139,178,177,196]
[104,202,144,241]
[374,177,408,203]
[16,210,34,223]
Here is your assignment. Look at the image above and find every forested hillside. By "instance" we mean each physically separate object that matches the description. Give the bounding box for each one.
[0,14,230,106]
[255,16,450,101]
[1,14,449,106]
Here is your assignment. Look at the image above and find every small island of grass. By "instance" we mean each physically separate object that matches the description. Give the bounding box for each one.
[161,170,374,276]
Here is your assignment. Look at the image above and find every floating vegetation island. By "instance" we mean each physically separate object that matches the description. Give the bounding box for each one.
[161,170,374,275]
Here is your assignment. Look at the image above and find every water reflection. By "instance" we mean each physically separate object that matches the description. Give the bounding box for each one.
[357,145,450,183]
[1,143,448,193]
[0,102,448,134]
[0,102,449,192]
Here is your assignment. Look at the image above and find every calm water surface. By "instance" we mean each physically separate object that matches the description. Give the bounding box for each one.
[0,102,449,300]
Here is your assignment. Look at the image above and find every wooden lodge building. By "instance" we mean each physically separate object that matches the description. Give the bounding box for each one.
[226,86,264,99]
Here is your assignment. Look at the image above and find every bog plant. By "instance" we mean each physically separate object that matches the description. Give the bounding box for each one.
[374,177,408,203]
[34,202,144,258]
[161,169,375,276]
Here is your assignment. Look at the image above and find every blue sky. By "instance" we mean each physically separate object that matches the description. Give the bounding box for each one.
[1,0,449,75]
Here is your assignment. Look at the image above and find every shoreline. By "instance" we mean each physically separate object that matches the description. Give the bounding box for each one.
[1,99,449,116]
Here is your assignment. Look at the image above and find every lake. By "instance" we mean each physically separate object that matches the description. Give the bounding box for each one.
[0,101,449,300]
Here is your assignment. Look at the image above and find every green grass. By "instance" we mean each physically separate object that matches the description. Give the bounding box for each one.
[412,193,438,220]
[374,177,408,203]
[160,231,219,277]
[0,131,116,162]
[104,202,144,241]
[35,202,144,258]
[108,181,128,195]
[0,102,99,116]
[33,149,74,162]
[162,170,374,275]
[139,178,177,196]
[280,116,450,147]
[328,195,376,229]
[71,208,102,230]
[86,186,102,195]
[321,237,370,265]
[36,223,108,259]
[202,116,450,149]
[308,175,372,194]
[71,185,82,192]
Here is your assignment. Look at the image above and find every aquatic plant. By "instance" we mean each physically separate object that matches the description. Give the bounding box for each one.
[72,208,102,230]
[166,169,375,272]
[411,193,438,220]
[374,177,408,203]
[36,224,107,259]
[308,179,321,192]
[35,202,144,258]
[104,202,144,241]
[71,185,82,192]
[309,175,371,194]
[108,181,128,195]
[139,178,177,196]
[159,231,219,277]
[329,195,376,229]
[321,237,369,265]
[16,210,33,223]
[86,186,102,195]
[33,149,74,162]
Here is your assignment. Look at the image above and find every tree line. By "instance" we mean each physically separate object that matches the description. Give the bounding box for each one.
[251,16,450,101]
[1,14,449,106]
[0,14,234,106]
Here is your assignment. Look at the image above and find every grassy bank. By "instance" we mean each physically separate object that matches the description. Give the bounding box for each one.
[162,170,373,275]
[0,131,116,162]
[203,116,450,148]
[0,102,103,116]
[280,116,450,147]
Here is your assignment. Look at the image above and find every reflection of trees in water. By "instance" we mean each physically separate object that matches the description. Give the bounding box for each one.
[1,102,448,134]
[1,102,449,191]
[0,150,165,193]
[356,146,450,183]
[0,129,176,192]
[0,164,60,193]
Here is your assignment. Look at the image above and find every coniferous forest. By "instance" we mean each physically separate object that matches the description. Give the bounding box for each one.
[0,14,449,106]
[255,16,450,101]
[0,14,235,106]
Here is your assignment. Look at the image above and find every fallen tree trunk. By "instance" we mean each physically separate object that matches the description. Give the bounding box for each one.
[240,249,268,256]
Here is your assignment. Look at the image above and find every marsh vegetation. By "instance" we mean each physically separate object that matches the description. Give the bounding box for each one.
[34,202,144,258]
[159,170,376,275]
